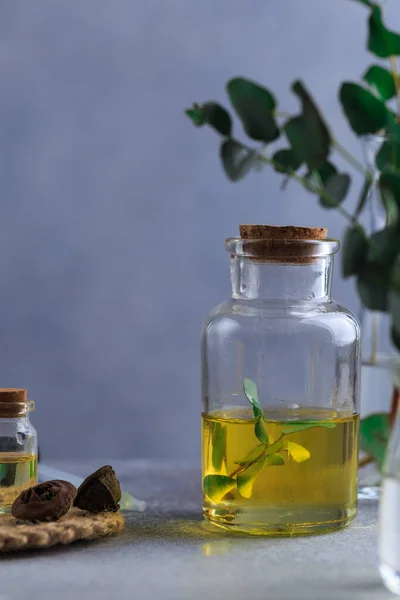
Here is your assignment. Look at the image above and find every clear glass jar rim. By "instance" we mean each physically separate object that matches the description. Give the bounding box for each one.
[225,238,340,259]
[0,400,35,417]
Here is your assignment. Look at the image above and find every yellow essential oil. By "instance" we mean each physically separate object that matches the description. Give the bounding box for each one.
[0,452,38,514]
[202,408,358,535]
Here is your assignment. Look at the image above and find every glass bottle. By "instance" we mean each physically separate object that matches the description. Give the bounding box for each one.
[201,225,360,536]
[0,388,38,514]
[379,409,400,595]
[358,135,400,499]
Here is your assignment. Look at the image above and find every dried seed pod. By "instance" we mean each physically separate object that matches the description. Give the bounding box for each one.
[73,465,121,513]
[11,480,77,522]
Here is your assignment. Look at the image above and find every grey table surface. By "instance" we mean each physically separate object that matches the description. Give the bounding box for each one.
[0,459,393,600]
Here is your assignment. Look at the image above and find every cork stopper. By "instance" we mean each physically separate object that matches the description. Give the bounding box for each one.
[0,389,31,418]
[239,225,328,241]
[237,224,329,263]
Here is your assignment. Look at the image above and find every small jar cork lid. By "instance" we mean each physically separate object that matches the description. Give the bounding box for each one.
[239,224,328,241]
[224,224,337,263]
[0,389,34,418]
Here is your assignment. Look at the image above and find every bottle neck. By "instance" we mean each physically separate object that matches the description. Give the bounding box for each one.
[0,414,30,424]
[230,257,333,302]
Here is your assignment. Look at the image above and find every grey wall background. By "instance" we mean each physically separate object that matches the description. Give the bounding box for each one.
[0,0,397,461]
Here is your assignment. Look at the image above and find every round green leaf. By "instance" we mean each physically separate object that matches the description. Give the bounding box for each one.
[272,149,302,173]
[284,81,330,170]
[227,78,279,143]
[201,102,232,136]
[320,173,351,208]
[254,416,269,445]
[376,141,400,171]
[386,112,400,142]
[341,226,368,278]
[280,422,336,434]
[243,378,260,414]
[211,422,226,471]
[357,262,390,311]
[317,162,337,183]
[203,475,236,503]
[284,442,311,463]
[185,104,205,126]
[368,6,400,58]
[339,83,388,135]
[220,140,256,182]
[359,413,390,472]
[363,65,396,101]
[291,81,331,169]
[379,170,400,228]
[185,102,232,136]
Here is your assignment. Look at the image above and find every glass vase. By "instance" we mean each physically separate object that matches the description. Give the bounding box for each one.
[379,408,400,594]
[358,136,400,500]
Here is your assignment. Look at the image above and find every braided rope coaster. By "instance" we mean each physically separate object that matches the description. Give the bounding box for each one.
[0,507,124,553]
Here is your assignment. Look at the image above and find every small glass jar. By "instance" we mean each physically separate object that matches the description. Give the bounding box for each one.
[0,389,38,514]
[201,226,360,535]
[358,135,400,499]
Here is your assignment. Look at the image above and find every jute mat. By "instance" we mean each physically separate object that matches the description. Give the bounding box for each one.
[0,507,124,553]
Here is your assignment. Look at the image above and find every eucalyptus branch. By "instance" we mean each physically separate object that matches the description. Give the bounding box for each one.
[333,140,372,179]
[256,152,359,225]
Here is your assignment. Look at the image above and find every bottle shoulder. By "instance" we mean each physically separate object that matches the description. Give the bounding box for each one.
[202,299,360,342]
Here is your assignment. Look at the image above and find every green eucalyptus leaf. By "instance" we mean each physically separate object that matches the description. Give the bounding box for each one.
[341,226,368,278]
[379,170,400,227]
[243,378,262,418]
[203,474,236,503]
[220,140,256,182]
[368,6,400,58]
[359,413,390,472]
[291,80,331,168]
[284,441,311,463]
[185,102,232,136]
[254,416,269,445]
[363,65,396,101]
[211,422,226,472]
[357,261,390,311]
[227,77,279,143]
[317,162,337,183]
[386,112,400,142]
[376,141,400,171]
[320,173,351,208]
[237,453,284,499]
[201,102,232,136]
[185,104,205,126]
[280,422,336,434]
[235,444,266,466]
[284,81,330,170]
[339,83,388,135]
[355,177,372,217]
[243,378,269,444]
[272,149,302,174]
